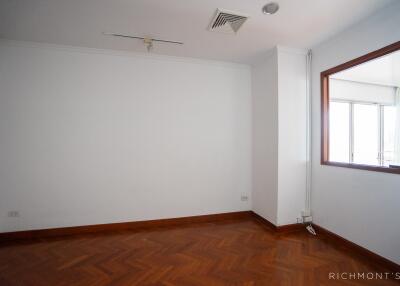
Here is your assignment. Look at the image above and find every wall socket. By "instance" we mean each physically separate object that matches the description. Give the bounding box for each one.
[303,216,313,223]
[301,210,312,223]
[240,195,248,201]
[7,211,20,218]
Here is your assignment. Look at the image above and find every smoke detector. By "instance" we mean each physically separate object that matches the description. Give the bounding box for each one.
[208,9,248,34]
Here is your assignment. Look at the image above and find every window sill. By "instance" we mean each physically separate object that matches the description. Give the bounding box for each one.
[321,161,400,175]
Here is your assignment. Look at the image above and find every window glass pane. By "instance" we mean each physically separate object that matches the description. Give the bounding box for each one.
[329,101,349,163]
[353,103,379,165]
[383,106,396,166]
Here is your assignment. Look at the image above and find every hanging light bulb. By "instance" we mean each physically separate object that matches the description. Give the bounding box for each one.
[143,38,153,52]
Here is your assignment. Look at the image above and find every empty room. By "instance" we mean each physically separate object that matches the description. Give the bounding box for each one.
[1,0,400,285]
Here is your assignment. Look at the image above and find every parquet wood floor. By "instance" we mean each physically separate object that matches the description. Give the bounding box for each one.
[0,217,398,285]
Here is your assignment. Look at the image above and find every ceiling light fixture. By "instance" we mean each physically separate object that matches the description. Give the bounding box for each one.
[262,2,279,15]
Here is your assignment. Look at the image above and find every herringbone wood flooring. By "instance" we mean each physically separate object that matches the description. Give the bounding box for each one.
[0,218,398,285]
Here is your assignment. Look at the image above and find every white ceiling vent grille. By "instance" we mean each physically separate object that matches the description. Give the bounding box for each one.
[208,9,248,34]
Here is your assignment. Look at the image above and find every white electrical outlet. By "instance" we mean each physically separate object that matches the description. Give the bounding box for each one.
[301,210,312,223]
[240,195,248,202]
[7,211,20,217]
[303,216,313,223]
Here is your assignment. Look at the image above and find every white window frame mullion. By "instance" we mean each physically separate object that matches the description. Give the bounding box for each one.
[349,102,354,163]
[379,105,384,166]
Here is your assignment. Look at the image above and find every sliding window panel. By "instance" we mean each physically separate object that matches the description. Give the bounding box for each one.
[329,101,350,163]
[383,105,396,166]
[353,103,379,166]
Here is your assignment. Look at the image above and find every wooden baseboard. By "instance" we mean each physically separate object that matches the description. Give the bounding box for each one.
[313,224,400,273]
[276,222,305,233]
[0,211,253,242]
[251,211,276,229]
[251,211,304,233]
[252,214,400,272]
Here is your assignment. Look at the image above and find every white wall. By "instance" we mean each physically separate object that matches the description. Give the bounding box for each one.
[252,47,307,226]
[311,1,400,264]
[0,40,252,233]
[252,49,279,225]
[277,48,307,226]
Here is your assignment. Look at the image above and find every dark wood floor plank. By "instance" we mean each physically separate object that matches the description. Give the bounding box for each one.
[0,218,398,285]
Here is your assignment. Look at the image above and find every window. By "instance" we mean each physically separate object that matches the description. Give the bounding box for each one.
[383,106,396,166]
[353,103,379,165]
[329,102,395,167]
[329,101,350,162]
[321,41,400,174]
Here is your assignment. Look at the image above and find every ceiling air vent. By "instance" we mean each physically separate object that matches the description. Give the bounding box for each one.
[208,9,248,34]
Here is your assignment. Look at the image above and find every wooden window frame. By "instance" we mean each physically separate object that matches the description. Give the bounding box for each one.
[321,40,400,175]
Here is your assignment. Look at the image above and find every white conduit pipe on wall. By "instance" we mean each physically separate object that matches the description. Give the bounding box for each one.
[305,50,316,235]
